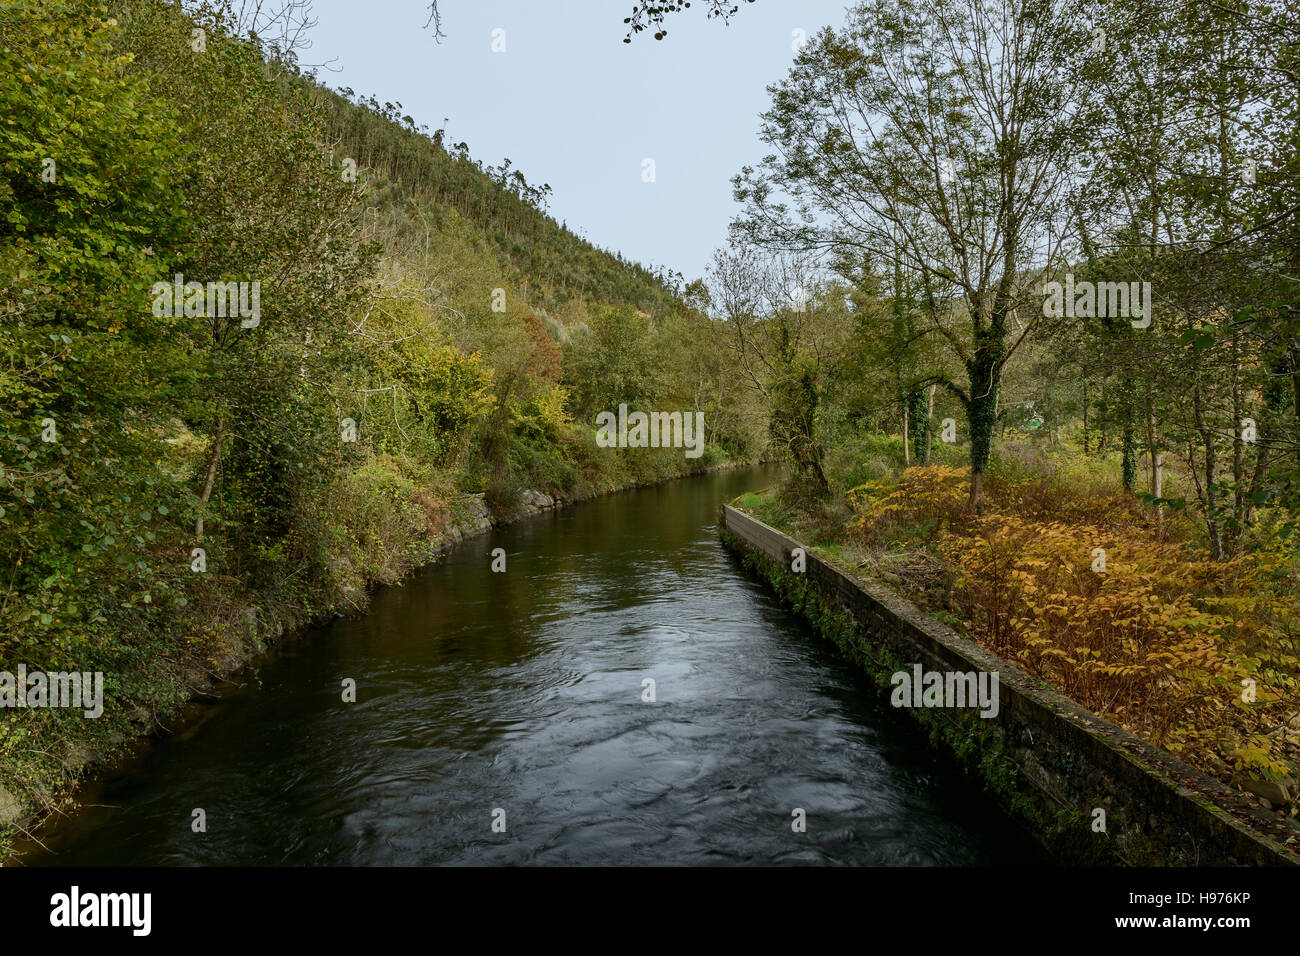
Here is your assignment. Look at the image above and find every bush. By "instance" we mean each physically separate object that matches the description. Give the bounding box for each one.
[508,434,579,493]
[842,461,1300,785]
[332,459,435,585]
[484,471,524,519]
[850,465,970,545]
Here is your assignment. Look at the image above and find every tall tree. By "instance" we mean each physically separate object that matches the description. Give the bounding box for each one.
[732,0,1093,510]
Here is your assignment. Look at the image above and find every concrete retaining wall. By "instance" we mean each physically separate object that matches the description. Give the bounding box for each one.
[720,505,1297,866]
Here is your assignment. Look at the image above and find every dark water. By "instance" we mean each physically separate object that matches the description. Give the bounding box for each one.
[23,466,1045,866]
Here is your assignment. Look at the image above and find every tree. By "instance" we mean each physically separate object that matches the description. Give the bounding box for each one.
[732,0,1094,510]
[705,246,844,498]
[0,0,194,666]
[1067,0,1292,555]
[622,0,756,42]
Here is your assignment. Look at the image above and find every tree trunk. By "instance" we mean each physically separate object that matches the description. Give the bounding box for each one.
[905,387,929,467]
[1291,337,1300,469]
[1121,380,1137,493]
[1097,379,1109,454]
[195,418,226,544]
[1192,379,1224,559]
[1082,383,1090,455]
[924,384,935,464]
[1147,404,1163,534]
[966,352,1000,513]
[1228,331,1251,554]
[902,399,910,467]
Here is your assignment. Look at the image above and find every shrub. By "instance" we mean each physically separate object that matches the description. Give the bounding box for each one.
[484,471,524,518]
[843,461,1300,784]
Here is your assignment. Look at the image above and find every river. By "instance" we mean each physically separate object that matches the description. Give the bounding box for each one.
[22,465,1045,865]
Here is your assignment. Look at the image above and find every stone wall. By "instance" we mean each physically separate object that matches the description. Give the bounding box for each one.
[720,505,1297,866]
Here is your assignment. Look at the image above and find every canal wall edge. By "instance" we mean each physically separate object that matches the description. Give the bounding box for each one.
[719,504,1298,867]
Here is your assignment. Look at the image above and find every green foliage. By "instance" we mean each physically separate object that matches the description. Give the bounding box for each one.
[564,304,664,419]
[0,0,746,849]
[0,2,201,804]
[484,470,524,519]
[827,433,906,491]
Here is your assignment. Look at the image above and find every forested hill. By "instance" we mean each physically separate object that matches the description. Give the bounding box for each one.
[315,82,685,315]
[0,0,758,849]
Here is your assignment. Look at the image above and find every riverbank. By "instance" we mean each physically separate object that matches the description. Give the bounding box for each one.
[0,453,754,862]
[720,503,1300,865]
[17,463,1050,866]
[3,0,780,864]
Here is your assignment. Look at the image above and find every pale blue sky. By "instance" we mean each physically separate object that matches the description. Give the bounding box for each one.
[302,0,850,283]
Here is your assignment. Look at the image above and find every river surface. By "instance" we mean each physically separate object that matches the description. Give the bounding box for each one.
[24,466,1045,865]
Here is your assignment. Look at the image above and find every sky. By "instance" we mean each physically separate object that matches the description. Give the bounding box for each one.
[300,0,852,283]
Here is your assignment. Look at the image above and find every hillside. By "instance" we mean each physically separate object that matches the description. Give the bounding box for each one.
[0,0,763,852]
[316,82,685,315]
